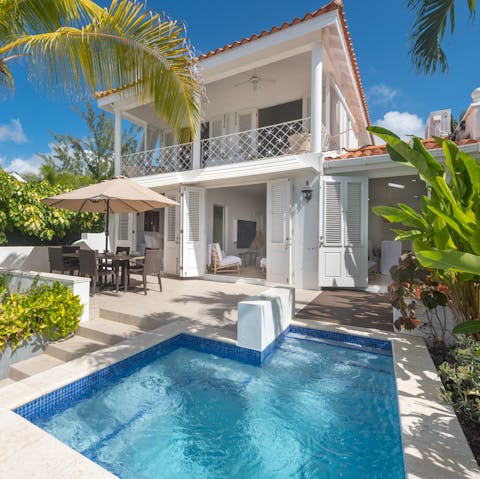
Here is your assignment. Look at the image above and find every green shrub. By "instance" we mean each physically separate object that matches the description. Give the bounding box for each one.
[439,339,480,423]
[0,277,83,351]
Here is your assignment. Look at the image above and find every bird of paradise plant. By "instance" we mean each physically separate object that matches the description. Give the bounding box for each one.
[0,0,201,140]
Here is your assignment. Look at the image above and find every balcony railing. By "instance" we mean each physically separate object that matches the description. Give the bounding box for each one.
[122,142,192,177]
[201,117,312,168]
[121,117,340,177]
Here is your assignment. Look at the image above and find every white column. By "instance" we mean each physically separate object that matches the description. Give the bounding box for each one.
[310,42,324,153]
[325,73,331,134]
[192,131,201,170]
[114,110,122,176]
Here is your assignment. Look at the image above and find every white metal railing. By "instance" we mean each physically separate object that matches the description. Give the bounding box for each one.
[122,142,192,177]
[121,117,344,176]
[201,117,312,168]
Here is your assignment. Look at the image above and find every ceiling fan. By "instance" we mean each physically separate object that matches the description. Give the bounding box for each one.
[234,71,275,91]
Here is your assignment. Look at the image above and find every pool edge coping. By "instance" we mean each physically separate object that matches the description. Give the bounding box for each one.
[0,318,478,479]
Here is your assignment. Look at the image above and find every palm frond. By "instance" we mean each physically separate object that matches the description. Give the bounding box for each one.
[0,0,201,137]
[0,57,14,92]
[408,0,476,75]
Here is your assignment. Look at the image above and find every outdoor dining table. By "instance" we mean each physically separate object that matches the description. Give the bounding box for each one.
[63,251,143,292]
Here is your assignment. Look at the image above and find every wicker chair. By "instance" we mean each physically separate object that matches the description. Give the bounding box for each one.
[128,249,162,295]
[209,243,241,274]
[79,249,119,296]
[48,247,77,275]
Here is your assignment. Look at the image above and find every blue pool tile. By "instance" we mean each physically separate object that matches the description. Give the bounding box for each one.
[15,326,392,422]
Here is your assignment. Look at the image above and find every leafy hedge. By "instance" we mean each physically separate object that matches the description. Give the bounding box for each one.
[0,276,83,351]
[0,168,102,244]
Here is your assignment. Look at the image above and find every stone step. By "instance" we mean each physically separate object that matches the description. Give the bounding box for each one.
[77,318,145,346]
[0,377,16,388]
[9,354,65,381]
[44,335,107,362]
[99,308,169,330]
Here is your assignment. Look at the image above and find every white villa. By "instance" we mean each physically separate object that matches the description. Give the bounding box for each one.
[98,1,480,290]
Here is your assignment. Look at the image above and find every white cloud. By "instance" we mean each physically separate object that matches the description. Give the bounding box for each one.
[374,111,424,143]
[4,154,43,175]
[0,119,27,144]
[368,83,400,105]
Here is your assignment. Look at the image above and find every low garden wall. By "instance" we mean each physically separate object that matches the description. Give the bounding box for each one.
[0,269,90,379]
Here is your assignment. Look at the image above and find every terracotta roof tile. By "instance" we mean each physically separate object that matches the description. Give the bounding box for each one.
[325,138,480,160]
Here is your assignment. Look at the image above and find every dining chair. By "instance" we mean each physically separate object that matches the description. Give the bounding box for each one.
[128,249,162,294]
[79,249,119,296]
[48,247,68,274]
[61,245,80,274]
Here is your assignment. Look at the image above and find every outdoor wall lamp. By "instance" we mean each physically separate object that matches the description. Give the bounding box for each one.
[301,181,313,202]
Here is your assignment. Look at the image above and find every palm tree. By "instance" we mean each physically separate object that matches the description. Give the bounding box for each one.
[408,0,476,75]
[0,0,201,139]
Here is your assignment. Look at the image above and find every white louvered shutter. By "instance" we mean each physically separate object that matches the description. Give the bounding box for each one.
[271,182,284,243]
[324,181,342,245]
[188,190,200,242]
[346,182,362,245]
[118,214,129,241]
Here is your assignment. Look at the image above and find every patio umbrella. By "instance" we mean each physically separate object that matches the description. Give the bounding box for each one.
[42,176,179,252]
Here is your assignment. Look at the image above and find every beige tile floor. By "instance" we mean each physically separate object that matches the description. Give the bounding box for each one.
[91,277,318,340]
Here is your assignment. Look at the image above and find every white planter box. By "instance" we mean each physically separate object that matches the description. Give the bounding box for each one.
[393,299,456,345]
[0,334,47,379]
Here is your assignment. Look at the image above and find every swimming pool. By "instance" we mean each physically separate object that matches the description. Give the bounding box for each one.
[16,331,404,478]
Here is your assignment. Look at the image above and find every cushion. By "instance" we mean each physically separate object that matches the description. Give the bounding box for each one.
[221,255,242,266]
[260,258,267,268]
[213,243,224,261]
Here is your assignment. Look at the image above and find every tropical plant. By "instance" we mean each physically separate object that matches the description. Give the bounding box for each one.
[439,338,480,424]
[389,252,450,345]
[370,126,480,331]
[0,275,83,351]
[39,101,140,183]
[0,0,201,139]
[408,0,476,75]
[0,167,103,244]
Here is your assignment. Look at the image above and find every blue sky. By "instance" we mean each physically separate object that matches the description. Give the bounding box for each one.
[1,0,479,173]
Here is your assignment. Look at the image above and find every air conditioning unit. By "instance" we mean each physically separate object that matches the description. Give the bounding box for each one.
[424,109,451,138]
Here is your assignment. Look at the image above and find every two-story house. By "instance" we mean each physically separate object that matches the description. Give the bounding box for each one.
[96,1,480,290]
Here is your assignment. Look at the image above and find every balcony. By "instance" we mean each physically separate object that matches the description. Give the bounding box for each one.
[122,117,336,177]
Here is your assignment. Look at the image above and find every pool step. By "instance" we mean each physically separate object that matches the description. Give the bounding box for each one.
[8,354,65,381]
[44,335,107,362]
[0,377,16,388]
[77,318,145,345]
[99,308,171,330]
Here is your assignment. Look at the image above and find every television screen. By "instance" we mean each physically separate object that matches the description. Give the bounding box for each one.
[237,220,256,248]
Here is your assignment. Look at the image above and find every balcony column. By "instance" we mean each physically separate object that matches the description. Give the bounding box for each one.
[114,110,122,176]
[192,130,201,169]
[310,41,323,153]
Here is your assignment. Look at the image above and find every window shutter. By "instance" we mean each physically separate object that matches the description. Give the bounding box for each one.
[324,182,342,245]
[118,214,129,241]
[188,190,200,242]
[346,182,362,245]
[167,197,177,242]
[271,182,284,243]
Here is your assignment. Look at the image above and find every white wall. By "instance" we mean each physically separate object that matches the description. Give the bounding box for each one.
[202,53,311,122]
[206,185,266,256]
[0,246,50,272]
[292,173,319,290]
[368,176,427,250]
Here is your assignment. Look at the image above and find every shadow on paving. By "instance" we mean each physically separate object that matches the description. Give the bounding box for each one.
[296,289,392,332]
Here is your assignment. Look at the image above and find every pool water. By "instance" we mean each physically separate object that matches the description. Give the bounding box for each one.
[32,337,404,478]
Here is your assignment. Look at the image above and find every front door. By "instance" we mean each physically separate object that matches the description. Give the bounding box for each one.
[163,191,180,275]
[180,186,206,277]
[267,178,292,284]
[319,176,368,288]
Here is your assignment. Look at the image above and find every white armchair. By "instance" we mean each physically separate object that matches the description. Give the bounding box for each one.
[208,243,241,274]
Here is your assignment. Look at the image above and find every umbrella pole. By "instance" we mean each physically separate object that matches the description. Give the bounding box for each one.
[105,200,110,253]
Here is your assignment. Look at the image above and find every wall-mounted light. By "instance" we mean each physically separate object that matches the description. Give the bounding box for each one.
[302,181,313,202]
